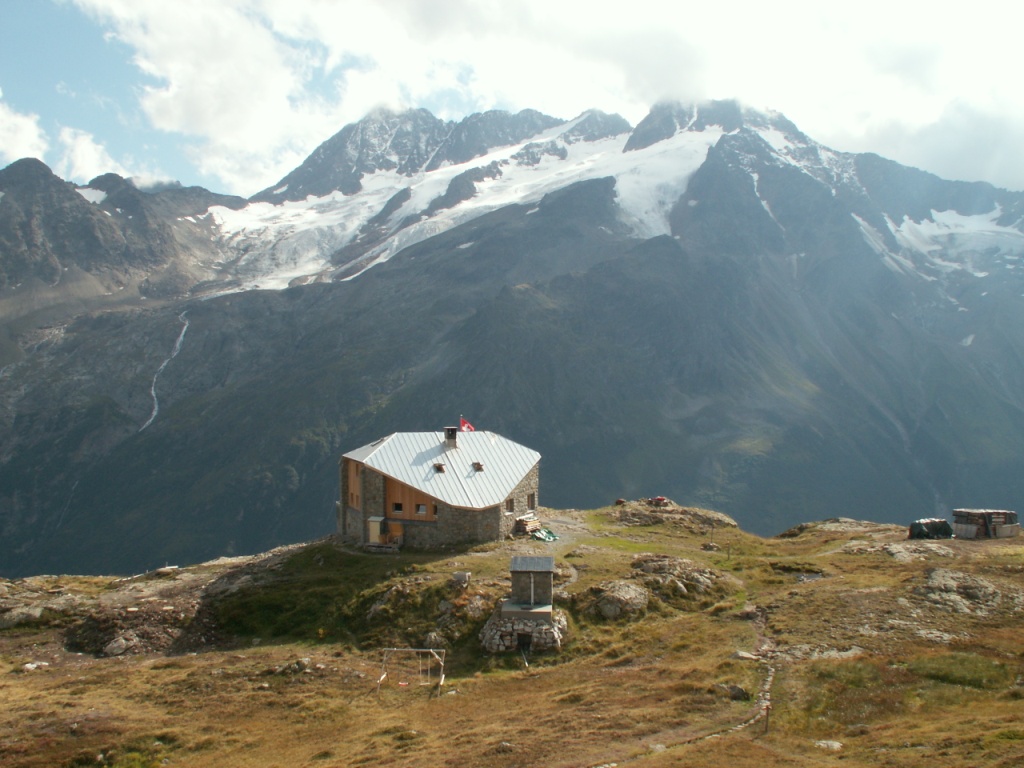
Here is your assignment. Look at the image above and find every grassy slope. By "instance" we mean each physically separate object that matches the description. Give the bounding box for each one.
[2,508,1023,768]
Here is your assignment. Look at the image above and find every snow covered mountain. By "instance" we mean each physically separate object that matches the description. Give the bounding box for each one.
[148,101,1024,298]
[212,106,666,288]
[3,100,1024,576]
[224,103,1005,296]
[17,99,1024,305]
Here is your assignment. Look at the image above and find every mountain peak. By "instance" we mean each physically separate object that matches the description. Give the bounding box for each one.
[87,172,134,194]
[561,109,632,143]
[623,99,802,152]
[422,108,562,172]
[0,156,65,191]
[251,107,567,204]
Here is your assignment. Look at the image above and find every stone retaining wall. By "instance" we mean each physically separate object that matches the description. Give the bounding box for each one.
[402,502,504,548]
[479,608,568,653]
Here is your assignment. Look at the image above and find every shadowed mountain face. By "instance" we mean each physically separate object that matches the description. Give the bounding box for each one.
[3,101,1024,576]
[0,159,245,358]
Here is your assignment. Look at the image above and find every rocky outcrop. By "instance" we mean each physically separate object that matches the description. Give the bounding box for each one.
[63,603,204,656]
[842,541,957,561]
[913,568,1023,616]
[585,580,650,620]
[631,553,727,600]
[422,162,503,215]
[511,141,568,167]
[572,553,732,620]
[0,577,91,629]
[615,500,738,533]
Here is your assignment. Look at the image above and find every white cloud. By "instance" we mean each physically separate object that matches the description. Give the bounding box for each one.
[65,0,1024,194]
[71,0,357,193]
[65,0,697,194]
[0,88,50,166]
[831,103,1024,191]
[55,126,130,182]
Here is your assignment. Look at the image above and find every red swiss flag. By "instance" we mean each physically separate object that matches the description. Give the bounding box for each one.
[459,417,475,432]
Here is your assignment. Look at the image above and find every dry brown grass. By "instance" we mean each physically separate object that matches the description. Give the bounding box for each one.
[3,511,1024,767]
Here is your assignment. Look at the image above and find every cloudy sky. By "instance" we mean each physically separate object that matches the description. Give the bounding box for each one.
[2,0,1021,197]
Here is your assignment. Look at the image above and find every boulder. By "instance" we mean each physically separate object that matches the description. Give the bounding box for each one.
[815,740,843,751]
[714,683,750,700]
[0,606,44,629]
[590,581,649,620]
[424,631,448,649]
[103,631,139,657]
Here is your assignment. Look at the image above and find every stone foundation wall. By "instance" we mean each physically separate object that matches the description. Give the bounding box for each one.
[401,503,504,549]
[342,507,364,543]
[479,609,568,653]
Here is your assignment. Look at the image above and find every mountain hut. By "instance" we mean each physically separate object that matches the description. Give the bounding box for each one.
[337,427,540,551]
[951,509,1020,540]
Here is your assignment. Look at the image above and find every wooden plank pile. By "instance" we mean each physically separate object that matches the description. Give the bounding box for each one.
[515,513,542,535]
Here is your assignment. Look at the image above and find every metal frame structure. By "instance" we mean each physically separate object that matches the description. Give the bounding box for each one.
[376,647,446,696]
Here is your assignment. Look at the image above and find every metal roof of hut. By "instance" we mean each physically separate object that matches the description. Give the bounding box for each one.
[343,430,540,510]
[510,555,555,573]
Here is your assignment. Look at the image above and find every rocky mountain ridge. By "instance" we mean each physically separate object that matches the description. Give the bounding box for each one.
[5,100,1023,320]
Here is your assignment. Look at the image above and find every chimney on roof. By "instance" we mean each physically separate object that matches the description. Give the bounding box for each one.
[444,426,458,448]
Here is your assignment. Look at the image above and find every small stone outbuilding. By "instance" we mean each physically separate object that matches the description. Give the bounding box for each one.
[507,555,555,615]
[480,555,566,654]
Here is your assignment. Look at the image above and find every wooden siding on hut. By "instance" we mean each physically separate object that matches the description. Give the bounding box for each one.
[385,477,439,522]
[347,460,363,510]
